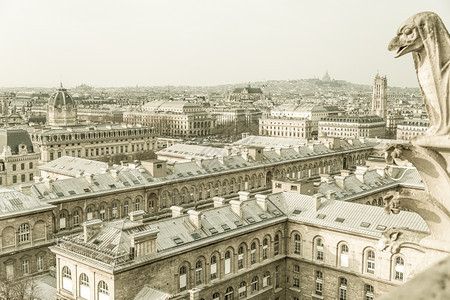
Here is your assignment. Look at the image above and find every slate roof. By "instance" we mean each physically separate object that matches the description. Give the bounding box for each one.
[0,188,54,219]
[0,128,35,154]
[39,156,109,177]
[134,285,171,300]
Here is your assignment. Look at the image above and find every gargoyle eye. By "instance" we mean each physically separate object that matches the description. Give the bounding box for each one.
[404,28,412,35]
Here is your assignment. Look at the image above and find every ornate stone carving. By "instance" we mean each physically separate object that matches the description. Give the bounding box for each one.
[388,11,450,136]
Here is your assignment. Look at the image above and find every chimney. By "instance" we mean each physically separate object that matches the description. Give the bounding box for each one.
[354,166,368,183]
[320,174,330,182]
[129,210,145,223]
[326,190,336,200]
[238,191,250,201]
[274,147,282,155]
[100,167,108,174]
[44,178,53,192]
[83,219,102,243]
[241,149,249,161]
[347,139,354,145]
[195,159,203,168]
[340,169,351,177]
[110,169,120,181]
[34,176,43,183]
[170,206,184,218]
[85,173,94,185]
[255,194,267,211]
[313,193,324,211]
[213,197,226,208]
[20,184,32,196]
[141,160,167,178]
[225,146,232,156]
[375,166,386,177]
[248,147,264,162]
[130,227,159,257]
[230,200,243,217]
[188,210,202,229]
[189,288,202,300]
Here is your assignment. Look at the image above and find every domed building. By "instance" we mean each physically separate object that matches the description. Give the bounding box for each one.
[47,84,78,127]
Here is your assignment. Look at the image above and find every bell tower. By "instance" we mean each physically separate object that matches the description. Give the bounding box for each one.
[371,73,387,119]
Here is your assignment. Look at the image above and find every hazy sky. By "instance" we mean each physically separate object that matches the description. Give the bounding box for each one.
[1,0,449,88]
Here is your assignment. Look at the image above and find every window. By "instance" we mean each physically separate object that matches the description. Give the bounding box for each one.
[21,163,25,170]
[274,234,280,256]
[135,198,140,211]
[22,259,30,275]
[98,281,109,300]
[29,162,33,169]
[212,292,220,300]
[123,201,129,216]
[225,287,234,300]
[340,244,349,267]
[112,202,118,219]
[29,173,34,181]
[238,246,244,269]
[87,208,93,221]
[21,174,25,182]
[394,256,405,281]
[251,242,257,264]
[315,271,323,296]
[179,266,187,291]
[62,266,72,292]
[210,255,217,279]
[263,238,268,260]
[60,212,66,229]
[195,260,202,285]
[37,256,44,272]
[13,175,17,183]
[294,234,301,254]
[18,223,30,243]
[316,238,324,260]
[99,205,106,220]
[263,271,271,287]
[251,276,259,292]
[238,281,247,298]
[366,250,375,273]
[225,251,231,275]
[79,273,90,300]
[339,277,347,300]
[293,277,300,288]
[73,211,80,226]
[12,164,16,171]
[275,265,280,288]
[365,284,374,300]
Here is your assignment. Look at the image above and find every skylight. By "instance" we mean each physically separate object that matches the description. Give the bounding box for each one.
[209,228,218,234]
[316,214,326,219]
[335,217,345,223]
[259,214,267,219]
[360,222,371,228]
[173,237,184,244]
[234,220,243,227]
[293,209,302,215]
[272,210,281,216]
[376,225,387,231]
[191,233,201,240]
[221,224,231,231]
[247,217,255,223]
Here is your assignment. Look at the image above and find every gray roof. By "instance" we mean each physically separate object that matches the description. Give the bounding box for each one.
[0,188,54,219]
[134,285,171,300]
[0,128,35,154]
[39,156,109,177]
[49,87,75,108]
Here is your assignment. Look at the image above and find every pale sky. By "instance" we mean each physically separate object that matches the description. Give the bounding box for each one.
[0,0,449,88]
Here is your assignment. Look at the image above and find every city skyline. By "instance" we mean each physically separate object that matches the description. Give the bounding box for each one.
[0,0,449,88]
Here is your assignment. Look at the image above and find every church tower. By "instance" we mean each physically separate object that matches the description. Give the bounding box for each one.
[371,73,387,119]
[47,84,77,127]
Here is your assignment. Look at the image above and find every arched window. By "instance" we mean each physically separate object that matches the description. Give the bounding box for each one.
[224,287,234,300]
[394,256,405,281]
[251,276,259,292]
[87,207,93,221]
[123,201,129,216]
[210,255,217,279]
[294,234,301,254]
[366,250,375,273]
[98,281,109,300]
[112,202,118,219]
[315,271,323,296]
[62,266,72,292]
[238,281,247,298]
[224,251,231,275]
[340,244,349,267]
[73,210,80,226]
[263,238,268,260]
[59,212,66,229]
[274,234,280,256]
[18,223,30,243]
[238,246,244,269]
[250,242,257,264]
[179,266,187,291]
[99,205,106,220]
[315,238,324,261]
[339,277,347,300]
[365,284,374,300]
[263,271,271,287]
[195,260,202,285]
[79,273,90,300]
[212,292,220,300]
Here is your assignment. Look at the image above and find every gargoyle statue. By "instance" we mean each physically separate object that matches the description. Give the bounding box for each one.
[383,193,401,215]
[388,12,450,136]
[377,229,401,254]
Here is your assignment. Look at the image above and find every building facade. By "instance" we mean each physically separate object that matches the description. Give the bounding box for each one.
[396,119,429,140]
[319,116,386,139]
[259,117,314,139]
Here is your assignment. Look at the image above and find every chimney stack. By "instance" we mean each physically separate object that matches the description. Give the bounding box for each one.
[354,166,368,183]
[238,191,250,201]
[170,206,184,218]
[83,219,102,243]
[230,200,243,217]
[85,173,94,185]
[375,166,386,177]
[110,169,120,181]
[255,194,268,211]
[129,210,145,223]
[313,193,324,211]
[326,190,336,200]
[188,210,202,229]
[213,197,226,208]
[44,178,53,192]
[130,228,159,257]
[20,184,32,196]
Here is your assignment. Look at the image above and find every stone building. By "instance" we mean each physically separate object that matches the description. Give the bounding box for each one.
[372,73,387,120]
[229,85,265,102]
[0,188,55,281]
[124,101,215,137]
[50,190,440,300]
[259,117,314,139]
[47,85,78,127]
[396,119,429,140]
[0,128,40,187]
[319,116,386,138]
